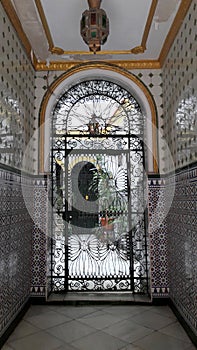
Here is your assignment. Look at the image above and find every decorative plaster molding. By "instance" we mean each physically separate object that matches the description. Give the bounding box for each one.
[35,0,158,58]
[1,0,192,70]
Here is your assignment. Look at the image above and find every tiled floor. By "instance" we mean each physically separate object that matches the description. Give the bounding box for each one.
[2,304,196,350]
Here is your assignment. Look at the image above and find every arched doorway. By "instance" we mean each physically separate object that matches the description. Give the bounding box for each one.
[51,78,149,293]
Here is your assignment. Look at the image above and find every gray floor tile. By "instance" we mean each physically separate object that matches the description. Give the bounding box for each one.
[8,330,63,350]
[78,310,123,330]
[103,318,153,342]
[1,345,14,350]
[55,345,79,350]
[103,305,150,319]
[119,345,144,350]
[25,310,71,330]
[3,305,194,350]
[23,305,52,319]
[160,321,192,342]
[148,305,177,320]
[131,309,175,330]
[48,305,98,319]
[7,320,40,342]
[133,331,192,350]
[185,345,197,350]
[71,330,127,350]
[46,319,96,343]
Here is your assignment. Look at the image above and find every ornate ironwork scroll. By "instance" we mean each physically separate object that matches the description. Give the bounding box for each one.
[51,79,148,293]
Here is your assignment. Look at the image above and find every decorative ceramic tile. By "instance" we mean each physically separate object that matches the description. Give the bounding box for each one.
[162,1,197,171]
[166,164,197,336]
[0,4,36,173]
[0,167,33,338]
[148,178,169,297]
[31,177,48,297]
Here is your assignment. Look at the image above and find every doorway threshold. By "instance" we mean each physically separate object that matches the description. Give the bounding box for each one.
[47,292,151,305]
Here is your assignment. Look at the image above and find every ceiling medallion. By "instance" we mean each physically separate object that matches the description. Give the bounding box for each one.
[80,0,109,54]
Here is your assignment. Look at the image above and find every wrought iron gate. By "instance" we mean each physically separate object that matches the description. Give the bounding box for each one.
[51,80,148,293]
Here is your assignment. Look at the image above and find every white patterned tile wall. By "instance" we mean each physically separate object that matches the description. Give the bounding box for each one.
[162,1,197,171]
[133,69,164,173]
[34,71,62,172]
[0,3,36,173]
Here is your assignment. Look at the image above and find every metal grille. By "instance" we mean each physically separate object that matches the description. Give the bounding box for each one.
[51,80,148,293]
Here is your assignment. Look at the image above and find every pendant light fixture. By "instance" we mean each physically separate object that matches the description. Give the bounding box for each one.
[80,0,109,53]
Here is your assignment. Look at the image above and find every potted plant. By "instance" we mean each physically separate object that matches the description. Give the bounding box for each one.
[100,213,114,230]
[88,155,127,241]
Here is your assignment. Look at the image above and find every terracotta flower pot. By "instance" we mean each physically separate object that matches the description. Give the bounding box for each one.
[100,217,107,226]
[100,216,114,231]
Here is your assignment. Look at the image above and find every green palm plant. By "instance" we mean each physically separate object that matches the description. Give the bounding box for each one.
[89,156,128,244]
[89,155,127,216]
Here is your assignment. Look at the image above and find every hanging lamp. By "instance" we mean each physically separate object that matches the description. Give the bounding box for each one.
[80,0,109,53]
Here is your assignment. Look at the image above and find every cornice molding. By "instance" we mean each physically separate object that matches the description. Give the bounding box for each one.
[35,60,161,71]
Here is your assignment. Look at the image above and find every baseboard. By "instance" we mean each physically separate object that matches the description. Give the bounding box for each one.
[30,296,46,304]
[0,299,31,349]
[46,292,152,305]
[152,297,169,305]
[168,299,197,347]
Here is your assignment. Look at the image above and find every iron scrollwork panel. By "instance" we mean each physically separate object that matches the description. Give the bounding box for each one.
[51,79,148,294]
[51,136,148,293]
[66,146,131,291]
[129,138,148,293]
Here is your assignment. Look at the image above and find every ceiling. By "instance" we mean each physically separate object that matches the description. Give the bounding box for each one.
[2,0,191,70]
